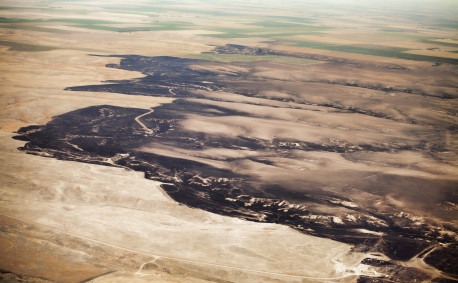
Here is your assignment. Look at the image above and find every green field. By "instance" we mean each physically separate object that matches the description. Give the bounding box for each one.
[1,24,68,33]
[202,24,329,39]
[186,53,319,65]
[0,16,194,33]
[0,17,118,24]
[105,5,236,17]
[72,21,193,32]
[0,40,58,51]
[0,6,36,10]
[247,20,310,28]
[378,31,431,40]
[289,40,458,64]
[422,40,458,48]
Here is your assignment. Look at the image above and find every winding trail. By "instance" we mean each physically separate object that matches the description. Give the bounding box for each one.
[133,87,177,134]
[168,88,177,96]
[134,108,154,134]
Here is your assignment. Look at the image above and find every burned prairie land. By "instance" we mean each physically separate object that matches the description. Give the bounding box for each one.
[2,0,458,281]
[15,46,458,281]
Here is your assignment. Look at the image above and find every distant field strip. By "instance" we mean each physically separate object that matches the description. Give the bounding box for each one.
[187,53,319,65]
[289,40,458,64]
[0,40,58,51]
[0,24,68,33]
[0,16,194,32]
